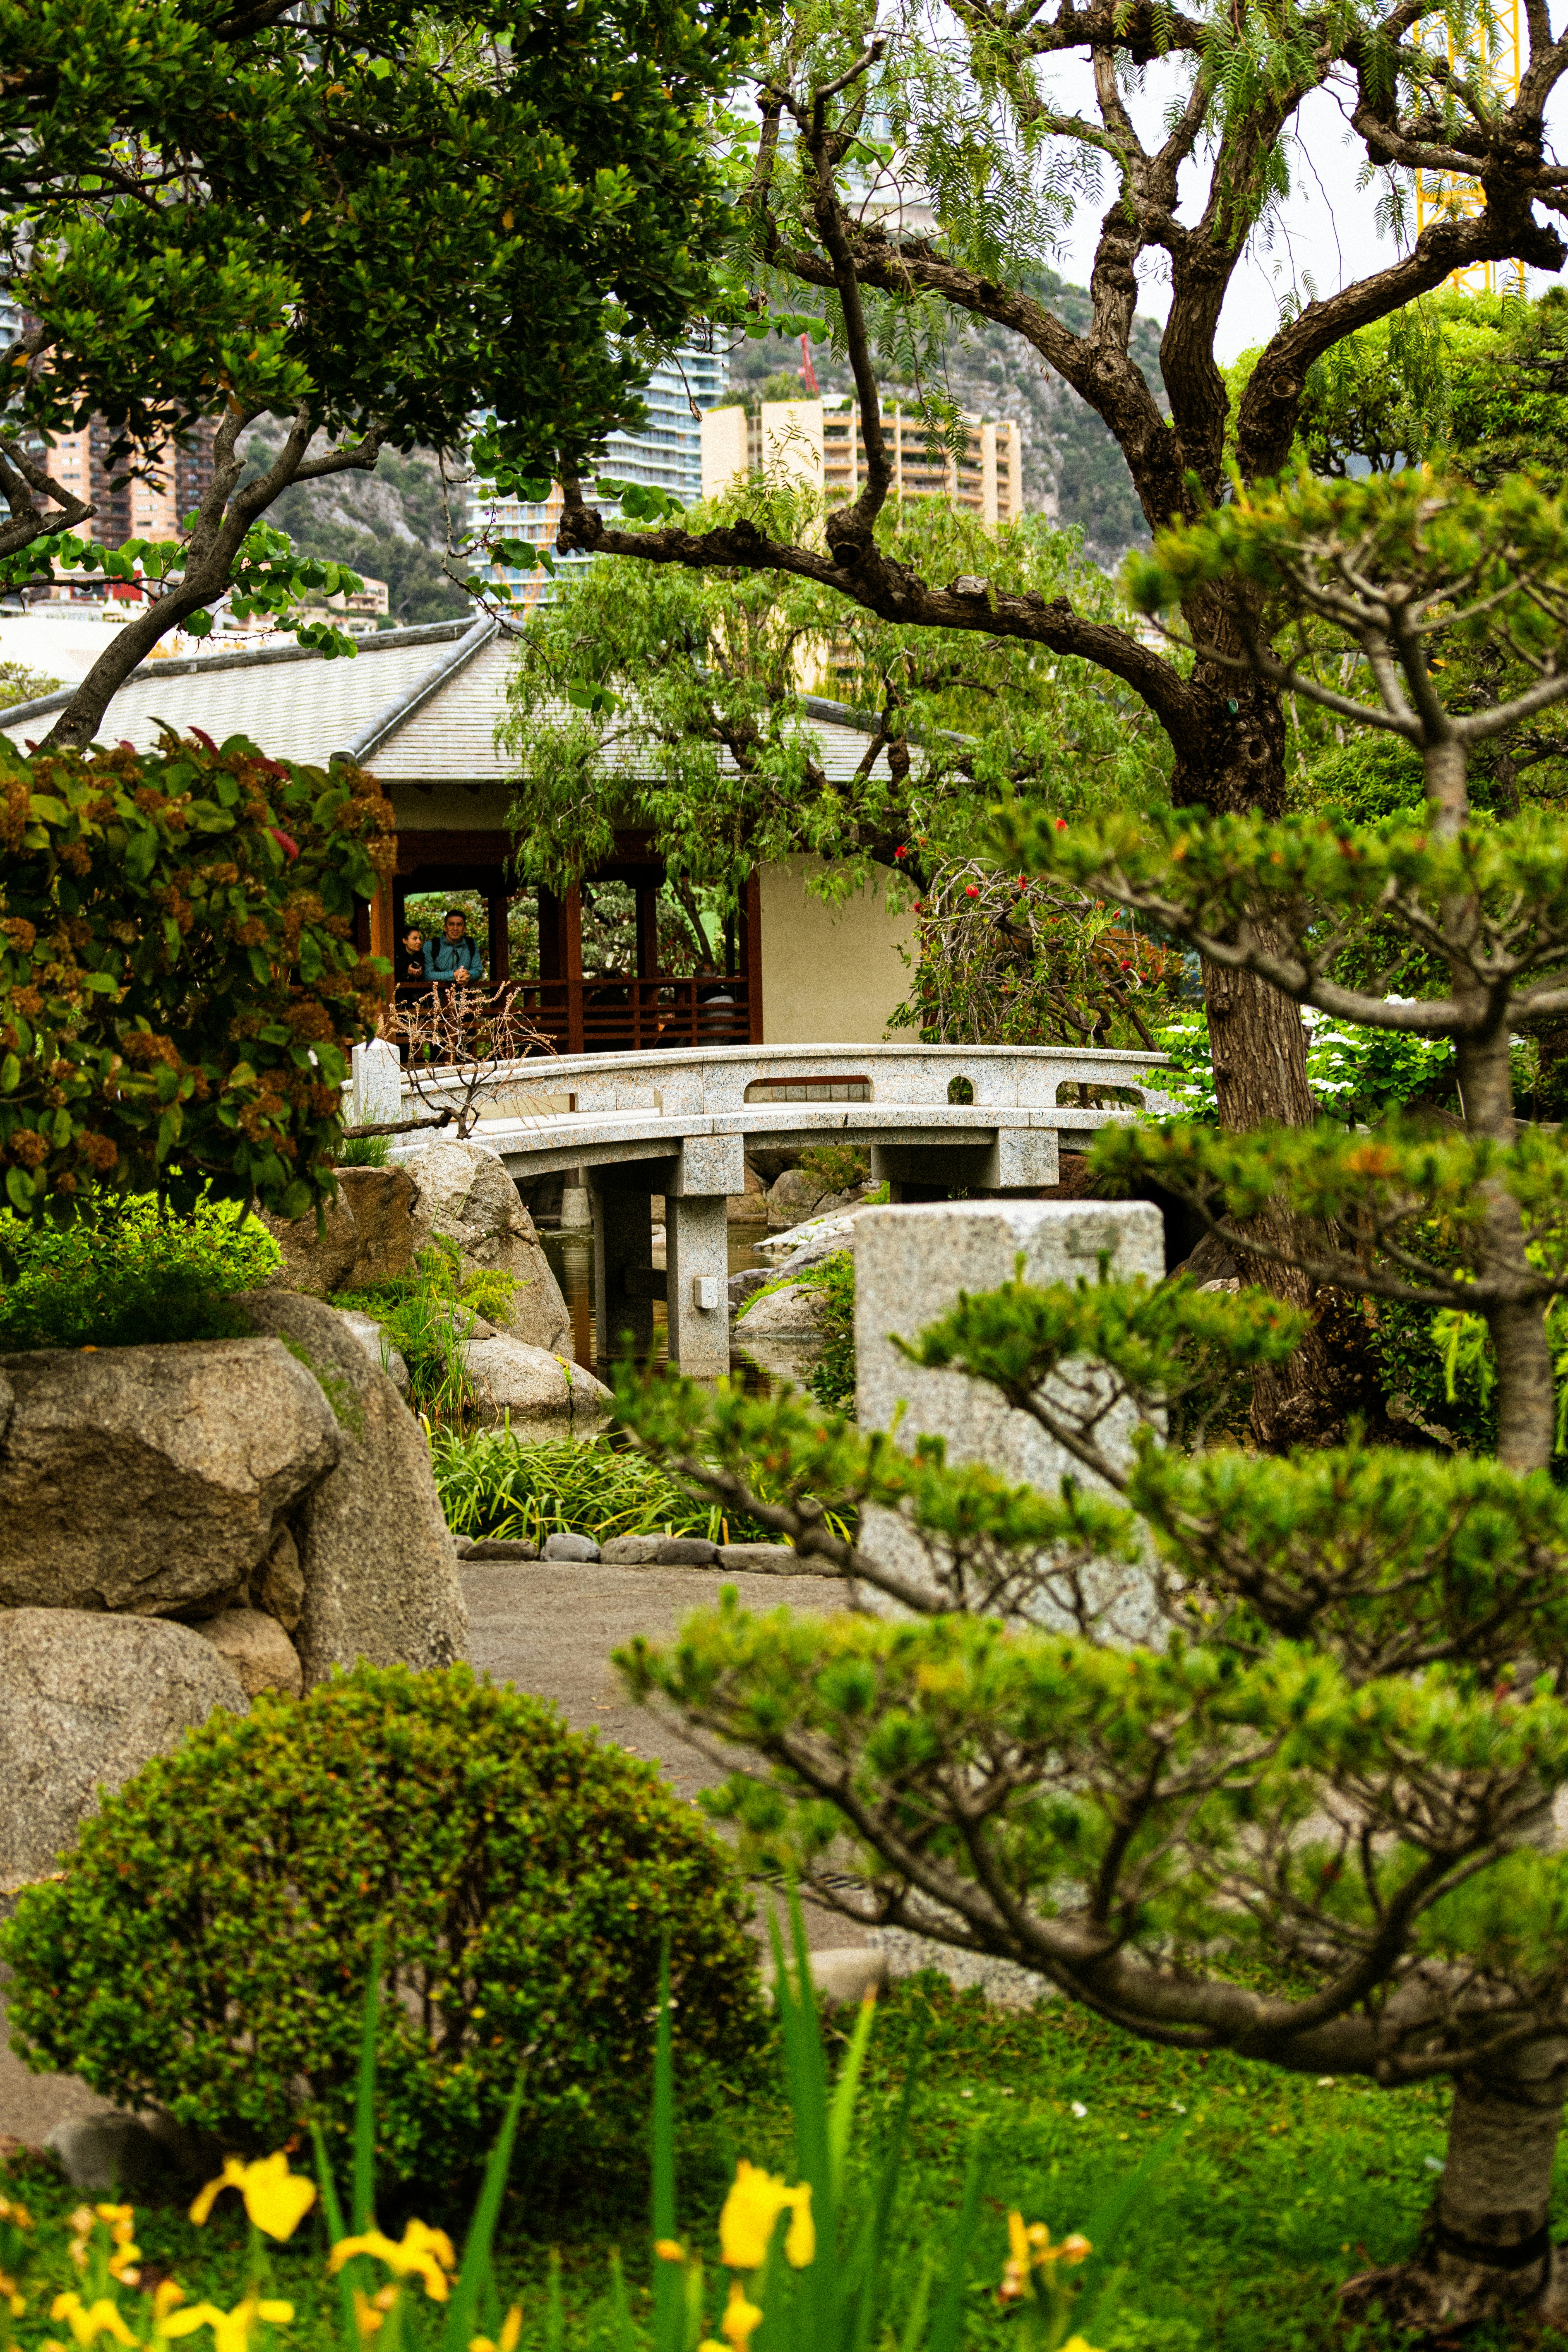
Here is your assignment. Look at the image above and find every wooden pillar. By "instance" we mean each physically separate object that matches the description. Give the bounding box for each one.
[563,883,583,1053]
[741,868,764,1044]
[369,873,395,1000]
[635,880,660,979]
[487,888,510,985]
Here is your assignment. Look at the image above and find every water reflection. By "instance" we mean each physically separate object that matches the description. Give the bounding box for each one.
[539,1227,784,1381]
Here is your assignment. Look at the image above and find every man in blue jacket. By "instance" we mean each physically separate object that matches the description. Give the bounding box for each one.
[423,908,485,990]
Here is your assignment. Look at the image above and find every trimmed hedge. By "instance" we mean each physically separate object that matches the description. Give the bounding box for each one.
[2,1664,765,2183]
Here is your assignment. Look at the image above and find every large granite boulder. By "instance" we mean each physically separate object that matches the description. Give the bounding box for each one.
[460,1334,612,1424]
[258,1190,360,1294]
[335,1165,421,1286]
[406,1139,571,1352]
[0,1343,340,1618]
[234,1291,466,1688]
[0,1609,247,1894]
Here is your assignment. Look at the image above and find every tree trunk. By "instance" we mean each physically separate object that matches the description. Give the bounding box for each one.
[1456,1026,1555,1473]
[1341,2059,1568,2333]
[1179,691,1337,1448]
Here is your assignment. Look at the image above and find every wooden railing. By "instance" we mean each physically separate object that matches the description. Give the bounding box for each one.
[511,976,751,1055]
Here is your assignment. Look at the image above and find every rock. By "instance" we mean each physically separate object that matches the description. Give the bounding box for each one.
[407,1139,572,1352]
[717,1543,828,1573]
[728,1191,769,1225]
[233,1291,467,1690]
[460,1334,612,1424]
[756,1209,867,1258]
[46,2109,216,2196]
[0,1609,247,1894]
[540,1532,601,1562]
[336,1310,411,1395]
[728,1267,771,1313]
[461,1538,540,1561]
[257,1525,305,1632]
[762,1947,888,2009]
[737,1282,825,1337]
[335,1164,421,1286]
[259,1191,360,1295]
[766,1166,831,1229]
[0,1343,340,1618]
[600,1534,721,1567]
[192,1608,303,1701]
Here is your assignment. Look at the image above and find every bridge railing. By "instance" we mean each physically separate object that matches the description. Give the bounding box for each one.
[391,1039,1174,1124]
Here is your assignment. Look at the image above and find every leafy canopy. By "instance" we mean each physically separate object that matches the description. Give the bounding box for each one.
[0,732,391,1227]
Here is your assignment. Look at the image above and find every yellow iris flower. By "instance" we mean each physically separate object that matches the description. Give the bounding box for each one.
[717,2162,814,2271]
[190,2158,317,2246]
[329,2220,458,2303]
[718,2280,764,2351]
[466,2309,522,2352]
[50,2294,141,2347]
[159,2296,294,2352]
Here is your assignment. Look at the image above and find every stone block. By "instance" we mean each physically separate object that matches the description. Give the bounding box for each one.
[336,1309,411,1394]
[0,1609,248,1894]
[854,1200,1164,1622]
[351,1038,402,1131]
[461,1538,540,1561]
[258,1190,360,1295]
[0,1342,340,1618]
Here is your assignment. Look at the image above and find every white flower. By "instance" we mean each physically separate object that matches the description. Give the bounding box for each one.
[1070,2101,1088,2118]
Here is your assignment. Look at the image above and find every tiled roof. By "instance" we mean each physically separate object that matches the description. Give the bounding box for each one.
[0,612,903,783]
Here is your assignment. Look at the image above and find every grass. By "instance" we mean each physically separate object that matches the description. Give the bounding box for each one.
[5,1968,1558,2352]
[430,1426,775,1543]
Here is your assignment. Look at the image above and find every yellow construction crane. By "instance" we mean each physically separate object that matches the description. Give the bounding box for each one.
[1413,0,1524,294]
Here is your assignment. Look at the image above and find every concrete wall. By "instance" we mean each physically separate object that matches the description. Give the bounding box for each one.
[759,858,917,1044]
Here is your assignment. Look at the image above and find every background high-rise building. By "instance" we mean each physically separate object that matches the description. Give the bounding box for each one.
[702,396,1026,527]
[469,335,728,613]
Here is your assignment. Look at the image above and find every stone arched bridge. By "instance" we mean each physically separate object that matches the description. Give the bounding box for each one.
[355,1041,1173,1374]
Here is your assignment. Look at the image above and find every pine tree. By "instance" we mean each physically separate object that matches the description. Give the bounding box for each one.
[609,469,1568,2332]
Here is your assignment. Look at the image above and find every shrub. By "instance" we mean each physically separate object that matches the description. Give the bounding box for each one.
[334,1132,391,1167]
[795,1144,868,1196]
[0,1663,766,2186]
[799,1251,855,1416]
[0,731,391,1229]
[430,1427,788,1543]
[0,1191,281,1349]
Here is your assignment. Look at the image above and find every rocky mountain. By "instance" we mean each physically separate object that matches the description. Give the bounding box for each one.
[732,267,1168,569]
[241,432,469,627]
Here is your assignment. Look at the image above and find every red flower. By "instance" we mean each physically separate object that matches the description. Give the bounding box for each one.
[964,883,980,898]
[268,828,300,861]
[894,845,908,859]
[1055,817,1068,832]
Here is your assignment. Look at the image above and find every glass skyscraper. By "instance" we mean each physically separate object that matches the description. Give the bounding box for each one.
[469,334,729,613]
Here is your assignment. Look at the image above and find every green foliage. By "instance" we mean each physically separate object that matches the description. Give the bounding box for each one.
[894,862,1183,1051]
[0,732,390,1226]
[334,1132,392,1168]
[500,496,1168,906]
[0,1190,280,1348]
[332,1240,517,1423]
[0,660,61,712]
[797,1251,856,1416]
[0,1663,765,2186]
[3,0,751,490]
[1152,1006,1458,1126]
[795,1145,868,1196]
[431,1428,764,1543]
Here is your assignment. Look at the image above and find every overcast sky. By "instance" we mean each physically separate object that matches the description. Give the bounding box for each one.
[1032,55,1563,362]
